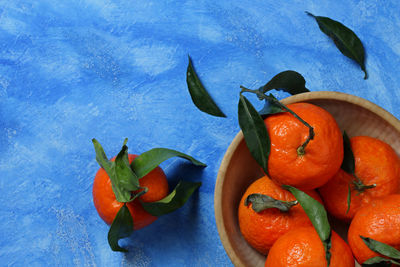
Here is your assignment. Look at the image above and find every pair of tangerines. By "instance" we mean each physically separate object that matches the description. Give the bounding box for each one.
[238,102,400,266]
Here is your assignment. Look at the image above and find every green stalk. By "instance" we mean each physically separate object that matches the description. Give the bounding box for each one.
[352,174,376,193]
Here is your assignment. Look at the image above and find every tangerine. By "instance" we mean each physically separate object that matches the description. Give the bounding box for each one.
[238,175,323,254]
[348,194,400,265]
[264,102,343,190]
[265,226,355,267]
[92,154,169,230]
[319,136,400,221]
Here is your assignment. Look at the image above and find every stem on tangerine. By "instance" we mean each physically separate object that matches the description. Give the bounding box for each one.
[240,86,315,156]
[352,174,376,193]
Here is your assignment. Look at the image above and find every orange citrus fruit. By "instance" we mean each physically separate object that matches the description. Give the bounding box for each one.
[348,194,400,265]
[238,175,323,254]
[92,154,169,230]
[264,102,343,190]
[319,136,400,221]
[265,226,355,267]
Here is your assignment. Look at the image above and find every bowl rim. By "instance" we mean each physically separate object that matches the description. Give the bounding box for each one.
[214,91,400,266]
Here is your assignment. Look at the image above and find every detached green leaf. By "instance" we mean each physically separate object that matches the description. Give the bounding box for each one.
[92,139,140,203]
[131,148,206,179]
[258,94,285,117]
[244,193,298,212]
[341,131,355,175]
[363,257,400,266]
[108,204,133,252]
[307,12,368,79]
[238,94,270,176]
[259,70,310,95]
[186,56,226,117]
[361,236,400,260]
[283,185,332,266]
[141,180,201,216]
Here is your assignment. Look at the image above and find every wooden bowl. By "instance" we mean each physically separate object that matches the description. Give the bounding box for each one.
[214,91,400,267]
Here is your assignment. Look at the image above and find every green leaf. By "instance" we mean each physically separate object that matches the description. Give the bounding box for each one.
[363,257,400,266]
[131,148,206,179]
[258,94,285,117]
[186,56,226,117]
[92,138,140,203]
[92,138,114,175]
[361,236,400,260]
[108,204,134,252]
[238,94,270,176]
[346,184,351,214]
[244,193,298,212]
[258,70,310,95]
[141,180,201,216]
[306,12,368,79]
[283,185,332,266]
[115,144,140,191]
[341,131,355,175]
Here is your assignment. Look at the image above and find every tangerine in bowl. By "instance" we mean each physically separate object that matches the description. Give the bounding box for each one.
[214,91,400,267]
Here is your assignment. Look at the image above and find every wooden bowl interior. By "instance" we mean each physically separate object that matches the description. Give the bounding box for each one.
[215,92,400,267]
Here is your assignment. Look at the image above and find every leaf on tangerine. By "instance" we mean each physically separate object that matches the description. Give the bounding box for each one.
[283,185,332,266]
[361,236,400,260]
[258,70,309,95]
[362,256,400,266]
[244,193,298,212]
[92,138,140,203]
[108,204,134,252]
[346,184,351,214]
[130,148,206,179]
[238,94,270,176]
[141,180,201,216]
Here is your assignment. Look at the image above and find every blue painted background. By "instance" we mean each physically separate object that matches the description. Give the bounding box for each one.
[1,0,400,266]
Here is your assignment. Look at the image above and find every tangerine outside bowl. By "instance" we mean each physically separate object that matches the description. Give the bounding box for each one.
[214,91,400,267]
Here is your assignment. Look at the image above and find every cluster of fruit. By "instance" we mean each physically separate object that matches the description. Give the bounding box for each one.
[238,102,400,266]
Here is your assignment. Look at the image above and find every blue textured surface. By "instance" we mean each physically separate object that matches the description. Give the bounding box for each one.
[1,1,400,266]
